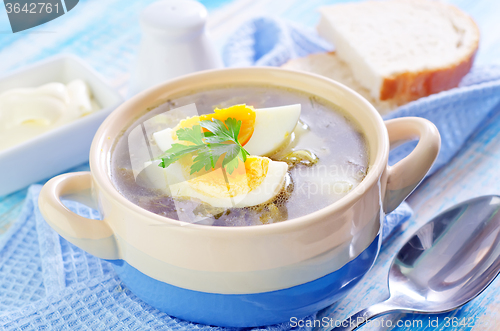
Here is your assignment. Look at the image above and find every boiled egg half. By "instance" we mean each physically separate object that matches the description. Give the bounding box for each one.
[145,104,301,208]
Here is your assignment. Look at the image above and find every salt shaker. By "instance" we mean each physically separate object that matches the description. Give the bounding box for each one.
[129,0,223,96]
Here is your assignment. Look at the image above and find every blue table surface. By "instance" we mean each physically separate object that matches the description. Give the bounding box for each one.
[1,0,500,330]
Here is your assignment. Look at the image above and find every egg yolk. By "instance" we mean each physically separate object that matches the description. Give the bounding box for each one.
[174,104,256,145]
[187,156,269,198]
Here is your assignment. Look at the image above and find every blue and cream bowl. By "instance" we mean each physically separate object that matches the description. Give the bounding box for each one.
[38,68,440,327]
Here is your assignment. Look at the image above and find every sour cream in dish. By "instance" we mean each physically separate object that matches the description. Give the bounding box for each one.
[0,79,99,151]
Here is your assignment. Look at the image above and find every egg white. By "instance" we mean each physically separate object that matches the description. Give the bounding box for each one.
[243,104,301,156]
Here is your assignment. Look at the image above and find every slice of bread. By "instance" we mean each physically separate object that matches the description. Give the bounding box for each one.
[282,52,399,114]
[316,0,479,105]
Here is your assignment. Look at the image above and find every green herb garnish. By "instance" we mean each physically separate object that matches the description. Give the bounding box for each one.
[158,118,250,175]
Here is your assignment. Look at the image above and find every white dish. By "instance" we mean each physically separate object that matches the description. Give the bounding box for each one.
[0,55,123,196]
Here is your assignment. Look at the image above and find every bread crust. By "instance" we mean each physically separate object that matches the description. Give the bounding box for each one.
[379,3,480,103]
[380,47,477,103]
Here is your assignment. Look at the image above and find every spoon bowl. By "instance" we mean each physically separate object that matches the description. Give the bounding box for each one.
[329,195,500,330]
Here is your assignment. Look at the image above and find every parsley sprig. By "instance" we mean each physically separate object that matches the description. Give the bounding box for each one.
[158,118,250,175]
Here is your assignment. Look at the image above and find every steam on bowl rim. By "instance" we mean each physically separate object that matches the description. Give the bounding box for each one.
[90,67,389,233]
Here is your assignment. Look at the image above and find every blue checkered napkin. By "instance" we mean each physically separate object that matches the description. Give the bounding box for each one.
[385,71,500,174]
[0,192,45,313]
[223,17,332,67]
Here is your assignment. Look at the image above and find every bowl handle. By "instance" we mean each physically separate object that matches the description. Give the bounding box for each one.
[38,171,120,260]
[383,117,441,214]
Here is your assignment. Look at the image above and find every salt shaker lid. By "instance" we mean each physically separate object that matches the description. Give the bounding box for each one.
[140,0,207,36]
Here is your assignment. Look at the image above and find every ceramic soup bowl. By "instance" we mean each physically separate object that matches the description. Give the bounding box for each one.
[39,68,440,327]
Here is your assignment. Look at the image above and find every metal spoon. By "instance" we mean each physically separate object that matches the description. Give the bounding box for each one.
[328,195,500,331]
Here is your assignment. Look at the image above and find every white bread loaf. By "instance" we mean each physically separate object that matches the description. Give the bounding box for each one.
[282,52,399,114]
[316,0,479,105]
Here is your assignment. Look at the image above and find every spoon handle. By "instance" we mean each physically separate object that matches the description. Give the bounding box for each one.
[328,301,398,331]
